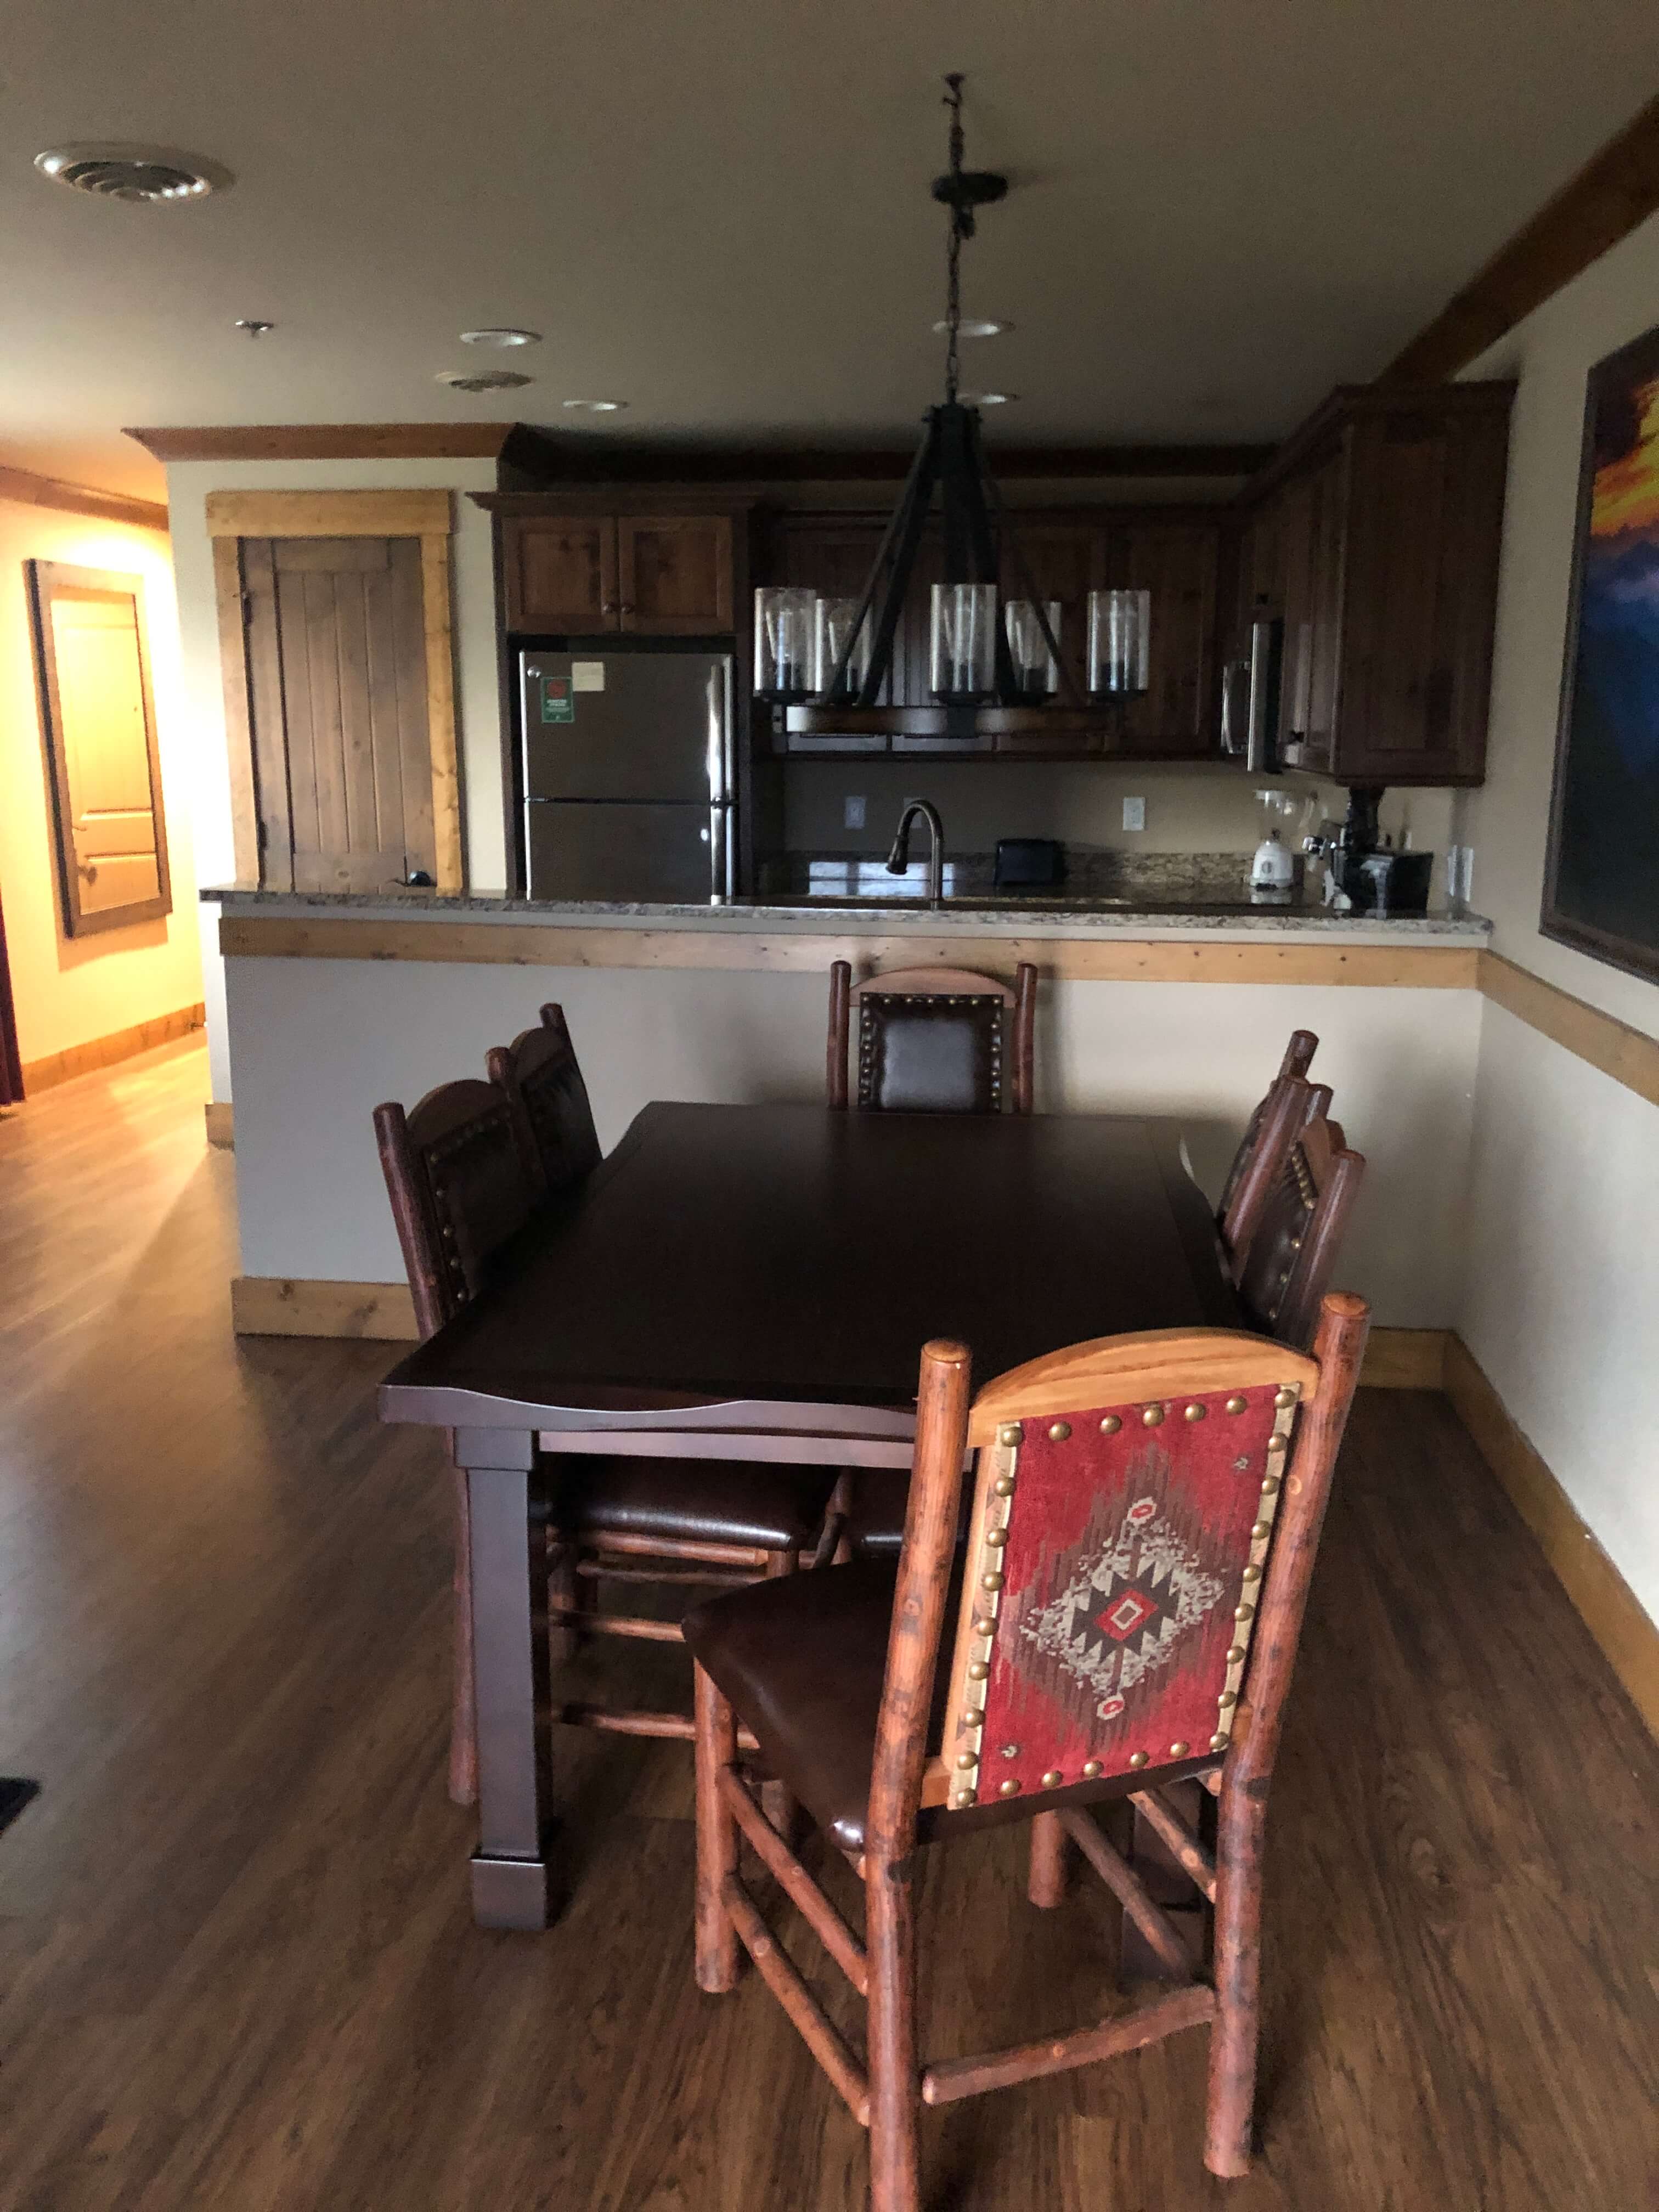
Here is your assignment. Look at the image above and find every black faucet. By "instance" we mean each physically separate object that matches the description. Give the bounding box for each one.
[885,799,946,906]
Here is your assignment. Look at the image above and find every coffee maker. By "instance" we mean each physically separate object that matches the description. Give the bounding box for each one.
[1304,787,1434,916]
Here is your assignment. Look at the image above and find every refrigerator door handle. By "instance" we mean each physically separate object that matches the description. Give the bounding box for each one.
[706,661,734,806]
[1246,617,1278,775]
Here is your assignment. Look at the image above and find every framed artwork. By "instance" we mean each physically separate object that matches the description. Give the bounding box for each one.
[1542,321,1659,983]
[26,560,172,937]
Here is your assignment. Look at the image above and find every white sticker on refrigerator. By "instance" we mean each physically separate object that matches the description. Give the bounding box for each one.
[571,661,606,692]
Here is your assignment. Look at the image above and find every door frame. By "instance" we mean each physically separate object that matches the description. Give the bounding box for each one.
[207,489,464,892]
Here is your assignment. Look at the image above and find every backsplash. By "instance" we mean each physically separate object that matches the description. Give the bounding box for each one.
[761,847,1302,900]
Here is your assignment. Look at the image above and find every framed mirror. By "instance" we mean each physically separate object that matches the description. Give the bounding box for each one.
[26,560,171,938]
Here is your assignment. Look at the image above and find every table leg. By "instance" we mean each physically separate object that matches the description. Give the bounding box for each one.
[458,1429,555,1930]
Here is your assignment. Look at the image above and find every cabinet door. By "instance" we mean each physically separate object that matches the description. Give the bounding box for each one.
[617,514,734,633]
[1000,520,1101,706]
[506,516,618,632]
[775,515,894,701]
[1107,521,1221,756]
[1331,408,1509,785]
[1277,448,1347,777]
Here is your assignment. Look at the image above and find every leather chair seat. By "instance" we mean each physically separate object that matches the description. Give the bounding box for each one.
[551,1455,835,1553]
[684,1559,906,1852]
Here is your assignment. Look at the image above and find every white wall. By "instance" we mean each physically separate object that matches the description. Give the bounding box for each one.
[226,949,1479,1333]
[1458,209,1659,1622]
[163,456,501,1098]
[0,497,205,1065]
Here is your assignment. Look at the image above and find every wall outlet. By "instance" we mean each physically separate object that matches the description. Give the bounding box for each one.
[844,795,866,830]
[1122,796,1146,832]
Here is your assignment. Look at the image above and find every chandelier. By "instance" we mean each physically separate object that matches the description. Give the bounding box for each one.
[756,75,1150,742]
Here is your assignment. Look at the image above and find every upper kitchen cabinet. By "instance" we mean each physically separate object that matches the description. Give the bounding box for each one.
[1104,519,1220,757]
[501,508,738,634]
[1247,383,1514,786]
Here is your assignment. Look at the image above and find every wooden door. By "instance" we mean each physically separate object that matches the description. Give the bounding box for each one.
[617,515,733,633]
[1331,405,1509,785]
[1107,521,1221,756]
[505,516,618,631]
[242,536,437,893]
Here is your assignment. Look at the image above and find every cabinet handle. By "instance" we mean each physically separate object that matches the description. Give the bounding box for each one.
[601,601,618,615]
[619,602,636,615]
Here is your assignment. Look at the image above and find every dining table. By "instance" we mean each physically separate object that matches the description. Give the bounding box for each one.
[378,1099,1242,1928]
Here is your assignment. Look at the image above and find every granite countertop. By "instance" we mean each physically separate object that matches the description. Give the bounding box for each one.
[204,883,1492,940]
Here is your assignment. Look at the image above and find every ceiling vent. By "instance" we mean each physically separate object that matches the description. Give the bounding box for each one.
[436,369,533,393]
[34,144,232,202]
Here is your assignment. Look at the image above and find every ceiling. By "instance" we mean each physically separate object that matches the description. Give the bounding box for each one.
[3,0,1657,500]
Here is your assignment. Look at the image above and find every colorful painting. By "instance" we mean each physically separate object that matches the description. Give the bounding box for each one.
[1543,322,1659,982]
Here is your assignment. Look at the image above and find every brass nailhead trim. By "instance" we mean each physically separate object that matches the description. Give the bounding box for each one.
[1048,1420,1071,1442]
[1142,1403,1165,1427]
[1226,1645,1245,1663]
[1274,1386,1298,1409]
[998,1778,1021,1798]
[980,1570,1005,1591]
[951,1790,975,1808]
[1234,1603,1254,1622]
[992,1475,1014,1497]
[1099,1414,1122,1435]
[1183,1402,1206,1422]
[1169,1740,1189,1757]
[1241,1564,1262,1582]
[1128,1751,1149,1769]
[1210,1733,1231,1752]
[1225,1395,1248,1414]
[998,1423,1022,1447]
[983,1527,1007,1549]
[1251,1520,1272,1539]
[972,1616,995,1637]
[1041,1769,1063,1790]
[962,1709,983,1728]
[956,1752,977,1770]
[967,1660,990,1681]
[1082,1759,1103,1779]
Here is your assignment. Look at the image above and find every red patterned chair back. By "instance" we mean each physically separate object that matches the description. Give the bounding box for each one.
[930,1331,1322,1810]
[486,1001,602,1198]
[1234,1088,1364,1350]
[1215,1029,1318,1262]
[373,1079,540,1339]
[826,960,1037,1114]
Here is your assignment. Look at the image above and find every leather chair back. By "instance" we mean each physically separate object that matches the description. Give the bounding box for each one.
[1215,1029,1319,1261]
[827,961,1037,1114]
[487,1001,601,1197]
[373,1079,539,1339]
[1234,1087,1364,1351]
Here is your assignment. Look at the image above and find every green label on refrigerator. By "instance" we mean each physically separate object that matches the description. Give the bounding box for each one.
[540,678,575,724]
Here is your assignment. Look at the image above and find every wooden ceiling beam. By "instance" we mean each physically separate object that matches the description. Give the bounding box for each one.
[0,464,168,531]
[125,424,517,463]
[1382,91,1659,383]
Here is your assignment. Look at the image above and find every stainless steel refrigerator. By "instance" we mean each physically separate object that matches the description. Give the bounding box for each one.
[520,648,735,902]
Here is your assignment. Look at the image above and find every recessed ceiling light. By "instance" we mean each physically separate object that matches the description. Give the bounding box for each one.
[34,143,232,202]
[460,328,541,348]
[960,391,1018,406]
[436,369,533,392]
[562,398,627,413]
[933,318,1012,338]
[234,318,275,339]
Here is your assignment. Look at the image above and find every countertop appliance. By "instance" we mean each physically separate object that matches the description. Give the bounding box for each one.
[520,648,734,902]
[993,837,1065,891]
[1250,829,1296,890]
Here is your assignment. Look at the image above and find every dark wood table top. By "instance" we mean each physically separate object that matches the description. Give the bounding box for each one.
[377,1102,1238,1439]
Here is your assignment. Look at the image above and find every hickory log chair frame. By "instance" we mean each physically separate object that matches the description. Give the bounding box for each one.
[827,959,1039,1114]
[1235,1086,1365,1351]
[376,1073,831,1808]
[1215,1028,1319,1269]
[484,1001,602,1199]
[687,1297,1370,2206]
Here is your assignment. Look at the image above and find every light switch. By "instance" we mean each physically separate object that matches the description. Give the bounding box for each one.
[844,795,866,830]
[1122,796,1146,832]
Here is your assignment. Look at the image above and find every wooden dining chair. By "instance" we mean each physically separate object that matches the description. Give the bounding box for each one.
[685,1295,1369,2207]
[484,1001,602,1198]
[1215,1029,1319,1267]
[827,960,1038,1114]
[374,1077,835,1807]
[1234,1085,1365,1351]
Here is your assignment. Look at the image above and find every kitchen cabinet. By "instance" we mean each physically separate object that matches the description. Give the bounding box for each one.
[1105,521,1220,758]
[1245,383,1513,786]
[504,511,735,634]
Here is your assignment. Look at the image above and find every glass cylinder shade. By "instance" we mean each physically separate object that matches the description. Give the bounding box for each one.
[754,586,815,703]
[1005,599,1062,701]
[813,596,871,699]
[929,582,998,703]
[1087,589,1151,698]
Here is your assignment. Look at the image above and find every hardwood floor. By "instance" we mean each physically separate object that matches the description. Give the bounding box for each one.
[1,1039,1655,2211]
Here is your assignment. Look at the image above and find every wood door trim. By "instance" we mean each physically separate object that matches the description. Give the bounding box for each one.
[205,490,453,539]
[0,464,168,531]
[211,499,464,892]
[1381,92,1659,383]
[215,912,1482,986]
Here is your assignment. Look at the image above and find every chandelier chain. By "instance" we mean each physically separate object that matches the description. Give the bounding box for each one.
[943,72,964,404]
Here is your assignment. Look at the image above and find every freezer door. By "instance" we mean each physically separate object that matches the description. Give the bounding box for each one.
[521,652,732,802]
[526,800,730,903]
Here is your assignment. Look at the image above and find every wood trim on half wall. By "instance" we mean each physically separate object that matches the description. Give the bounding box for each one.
[1381,90,1659,382]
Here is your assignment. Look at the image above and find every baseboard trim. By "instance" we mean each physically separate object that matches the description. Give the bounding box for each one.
[21,1003,206,1093]
[1357,1327,1448,1390]
[1444,1334,1658,1740]
[231,1275,418,1340]
[205,1101,235,1149]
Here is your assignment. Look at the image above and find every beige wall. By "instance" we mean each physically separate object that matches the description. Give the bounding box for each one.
[1458,210,1659,1623]
[0,495,204,1069]
[782,757,1455,872]
[162,455,501,1098]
